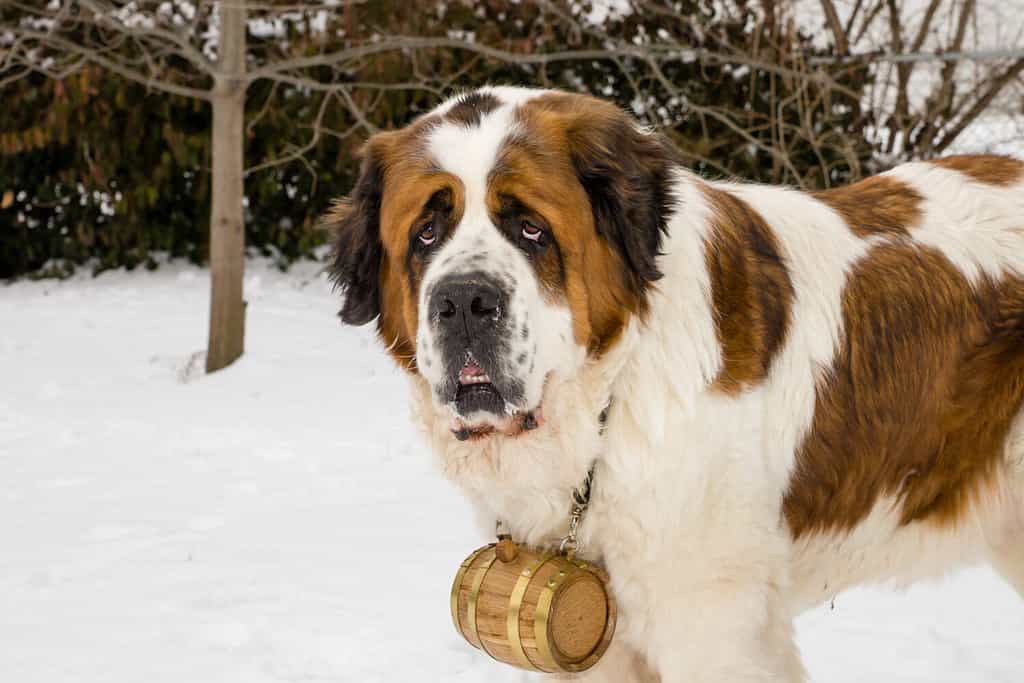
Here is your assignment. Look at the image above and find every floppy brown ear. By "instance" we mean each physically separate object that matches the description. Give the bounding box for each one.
[327,141,386,326]
[564,100,677,304]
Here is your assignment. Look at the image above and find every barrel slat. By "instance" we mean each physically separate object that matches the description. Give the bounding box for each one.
[476,551,528,664]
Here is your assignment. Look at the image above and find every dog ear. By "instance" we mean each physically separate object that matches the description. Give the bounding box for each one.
[327,140,387,326]
[566,103,676,300]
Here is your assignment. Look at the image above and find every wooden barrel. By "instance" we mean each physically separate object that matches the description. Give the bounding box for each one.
[450,543,616,673]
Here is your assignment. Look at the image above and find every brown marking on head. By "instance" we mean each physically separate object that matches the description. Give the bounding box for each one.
[701,185,794,394]
[813,175,923,239]
[485,188,567,299]
[327,119,464,371]
[443,91,502,127]
[505,93,676,354]
[929,154,1024,186]
[784,244,1024,538]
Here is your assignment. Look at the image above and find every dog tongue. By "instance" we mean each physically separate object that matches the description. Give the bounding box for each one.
[459,360,490,385]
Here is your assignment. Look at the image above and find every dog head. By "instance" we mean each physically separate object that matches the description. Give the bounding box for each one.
[328,87,675,443]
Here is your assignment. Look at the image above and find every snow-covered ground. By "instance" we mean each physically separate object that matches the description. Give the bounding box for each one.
[2,258,1023,682]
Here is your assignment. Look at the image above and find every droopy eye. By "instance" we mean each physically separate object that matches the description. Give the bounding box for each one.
[521,220,543,242]
[418,222,436,246]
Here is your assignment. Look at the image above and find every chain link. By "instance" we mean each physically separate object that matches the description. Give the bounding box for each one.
[559,464,595,557]
[559,502,584,555]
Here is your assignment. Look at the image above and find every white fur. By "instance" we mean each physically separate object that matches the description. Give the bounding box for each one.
[379,91,1024,681]
[888,162,1024,284]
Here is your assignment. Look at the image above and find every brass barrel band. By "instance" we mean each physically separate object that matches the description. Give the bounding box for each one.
[450,544,494,636]
[533,561,571,672]
[507,551,555,671]
[466,547,498,651]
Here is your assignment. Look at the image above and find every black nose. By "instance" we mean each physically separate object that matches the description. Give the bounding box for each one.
[430,274,504,338]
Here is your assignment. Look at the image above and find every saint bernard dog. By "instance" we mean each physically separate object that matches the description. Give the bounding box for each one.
[327,86,1024,681]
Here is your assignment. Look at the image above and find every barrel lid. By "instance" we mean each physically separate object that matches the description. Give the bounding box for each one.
[550,574,609,662]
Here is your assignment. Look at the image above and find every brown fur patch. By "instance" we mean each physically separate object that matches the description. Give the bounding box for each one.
[378,168,465,371]
[487,191,566,299]
[929,154,1024,186]
[701,185,794,394]
[488,122,637,353]
[814,176,923,238]
[329,119,463,372]
[784,244,1024,538]
[507,93,674,354]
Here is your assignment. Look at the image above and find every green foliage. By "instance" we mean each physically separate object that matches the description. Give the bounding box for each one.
[0,70,210,278]
[0,0,878,279]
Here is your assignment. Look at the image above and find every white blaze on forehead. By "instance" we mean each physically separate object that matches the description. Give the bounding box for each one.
[421,105,523,282]
[424,88,550,209]
[426,106,517,210]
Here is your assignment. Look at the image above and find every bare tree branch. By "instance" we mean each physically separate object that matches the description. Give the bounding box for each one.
[5,27,212,99]
[918,0,977,152]
[844,0,866,37]
[819,0,850,54]
[77,0,216,73]
[935,58,1024,153]
[244,88,333,178]
[910,0,943,52]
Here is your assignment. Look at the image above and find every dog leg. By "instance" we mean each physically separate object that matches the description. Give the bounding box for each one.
[643,581,802,683]
[646,580,806,683]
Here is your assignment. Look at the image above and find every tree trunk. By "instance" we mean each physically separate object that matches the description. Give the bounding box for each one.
[206,0,247,373]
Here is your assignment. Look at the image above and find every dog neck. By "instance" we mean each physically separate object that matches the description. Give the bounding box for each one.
[409,319,639,550]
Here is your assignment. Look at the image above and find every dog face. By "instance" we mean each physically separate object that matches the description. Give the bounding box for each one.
[328,88,674,441]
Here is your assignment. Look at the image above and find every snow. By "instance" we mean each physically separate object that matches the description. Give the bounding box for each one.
[2,258,1023,682]
[947,114,1024,158]
[581,0,632,26]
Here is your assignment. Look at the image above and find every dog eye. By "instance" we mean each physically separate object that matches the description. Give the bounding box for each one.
[418,222,436,246]
[521,220,543,242]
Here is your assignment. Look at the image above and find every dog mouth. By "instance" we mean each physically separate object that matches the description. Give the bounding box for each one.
[449,358,543,441]
[454,359,505,415]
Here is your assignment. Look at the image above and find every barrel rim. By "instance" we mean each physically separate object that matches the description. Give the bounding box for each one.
[466,546,498,652]
[450,544,494,643]
[535,558,617,673]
